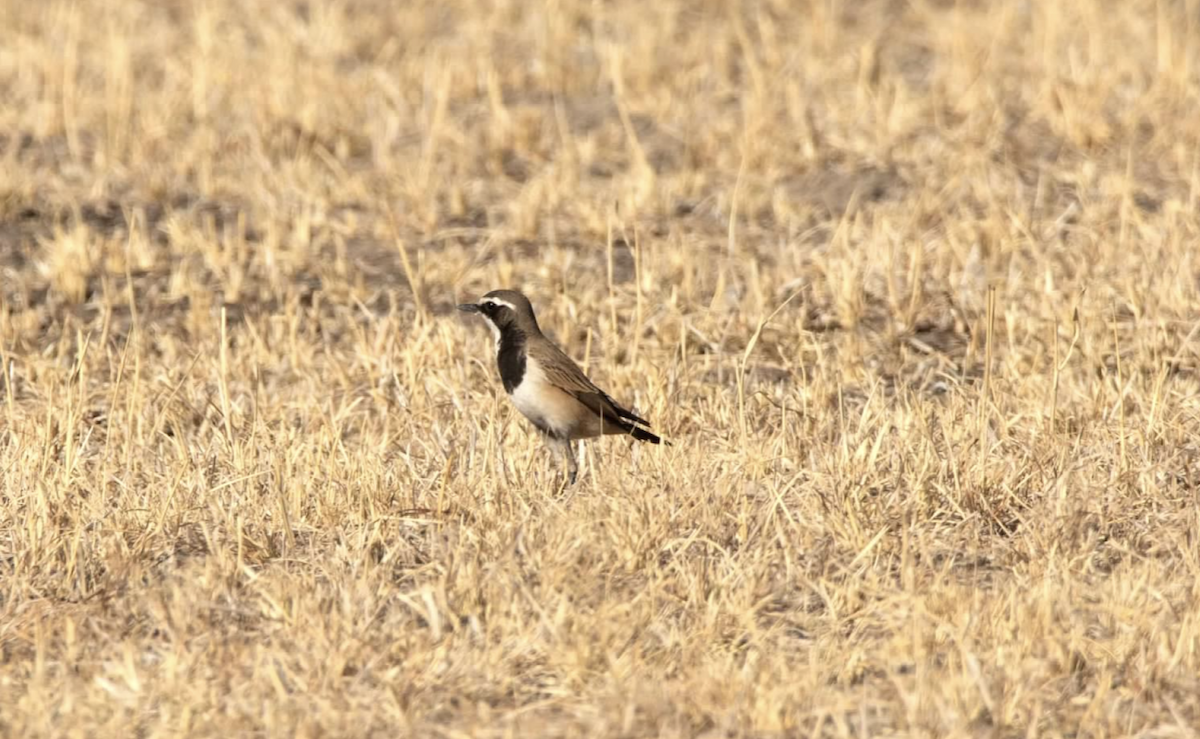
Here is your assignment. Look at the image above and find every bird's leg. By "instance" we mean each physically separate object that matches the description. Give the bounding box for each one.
[548,434,578,485]
[565,440,578,485]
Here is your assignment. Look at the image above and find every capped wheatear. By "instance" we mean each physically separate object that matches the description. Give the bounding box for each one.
[458,289,664,483]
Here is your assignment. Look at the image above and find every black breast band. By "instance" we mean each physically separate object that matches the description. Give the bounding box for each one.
[497,330,526,393]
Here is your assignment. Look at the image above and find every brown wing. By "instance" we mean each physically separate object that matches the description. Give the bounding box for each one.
[534,343,653,429]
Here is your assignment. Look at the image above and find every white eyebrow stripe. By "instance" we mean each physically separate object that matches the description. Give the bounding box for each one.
[483,298,517,311]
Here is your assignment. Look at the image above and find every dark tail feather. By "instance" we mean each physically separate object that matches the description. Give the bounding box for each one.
[600,407,670,445]
[601,391,651,427]
[629,425,666,445]
[617,407,651,427]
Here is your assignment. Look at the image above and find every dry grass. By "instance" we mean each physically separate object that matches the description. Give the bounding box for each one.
[2,0,1200,736]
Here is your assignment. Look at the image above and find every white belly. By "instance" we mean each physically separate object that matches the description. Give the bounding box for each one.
[509,360,601,439]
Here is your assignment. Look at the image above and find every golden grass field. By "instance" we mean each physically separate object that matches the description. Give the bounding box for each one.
[2,0,1200,735]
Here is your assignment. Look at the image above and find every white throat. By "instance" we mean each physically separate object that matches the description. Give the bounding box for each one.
[485,318,501,354]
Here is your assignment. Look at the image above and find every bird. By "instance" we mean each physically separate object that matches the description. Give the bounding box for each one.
[458,289,664,484]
